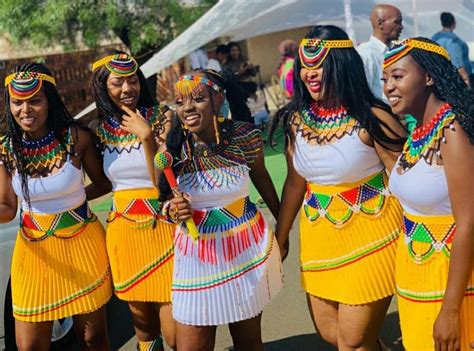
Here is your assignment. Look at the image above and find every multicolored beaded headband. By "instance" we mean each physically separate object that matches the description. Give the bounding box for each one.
[175,75,224,101]
[383,39,450,69]
[5,71,56,100]
[299,39,354,70]
[92,54,138,76]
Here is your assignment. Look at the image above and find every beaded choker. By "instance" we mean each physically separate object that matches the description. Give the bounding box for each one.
[398,103,455,173]
[293,102,358,144]
[1,129,71,177]
[96,105,167,154]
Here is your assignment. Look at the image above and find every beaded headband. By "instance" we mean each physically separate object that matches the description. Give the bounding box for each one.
[5,71,56,100]
[175,75,224,101]
[383,39,450,69]
[299,39,354,70]
[92,54,138,76]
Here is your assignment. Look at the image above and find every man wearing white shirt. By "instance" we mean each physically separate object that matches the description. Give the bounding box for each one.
[358,4,403,102]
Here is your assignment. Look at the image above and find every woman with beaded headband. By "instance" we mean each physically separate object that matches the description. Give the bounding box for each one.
[269,25,407,350]
[383,38,474,350]
[0,62,113,350]
[158,69,283,351]
[91,52,176,351]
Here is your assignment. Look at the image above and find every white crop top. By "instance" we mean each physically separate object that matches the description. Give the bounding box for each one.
[293,132,383,185]
[389,159,451,216]
[103,145,154,191]
[12,161,86,214]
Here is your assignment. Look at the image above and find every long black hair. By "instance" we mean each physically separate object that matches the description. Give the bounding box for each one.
[270,25,405,148]
[158,69,244,200]
[401,37,474,144]
[92,50,156,119]
[2,62,78,206]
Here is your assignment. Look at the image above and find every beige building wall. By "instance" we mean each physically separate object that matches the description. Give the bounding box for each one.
[244,26,311,84]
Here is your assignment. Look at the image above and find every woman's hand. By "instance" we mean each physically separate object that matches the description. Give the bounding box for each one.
[168,193,193,222]
[277,237,290,262]
[120,105,153,141]
[433,308,461,351]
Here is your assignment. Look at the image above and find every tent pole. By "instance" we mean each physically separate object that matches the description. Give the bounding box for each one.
[412,0,419,36]
[344,0,357,43]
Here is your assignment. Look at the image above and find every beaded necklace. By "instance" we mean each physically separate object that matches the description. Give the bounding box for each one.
[96,105,166,154]
[294,102,358,144]
[179,121,262,190]
[1,129,71,177]
[398,103,455,173]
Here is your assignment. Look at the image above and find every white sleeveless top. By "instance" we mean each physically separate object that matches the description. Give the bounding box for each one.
[103,146,154,191]
[12,161,86,214]
[389,159,451,216]
[293,132,383,185]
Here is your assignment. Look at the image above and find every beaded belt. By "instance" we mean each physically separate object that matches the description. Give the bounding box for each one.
[20,202,95,241]
[107,197,168,229]
[403,213,455,264]
[303,171,390,227]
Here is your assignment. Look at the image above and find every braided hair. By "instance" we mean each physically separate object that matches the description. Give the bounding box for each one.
[270,25,406,149]
[401,37,474,144]
[92,50,156,120]
[2,62,78,207]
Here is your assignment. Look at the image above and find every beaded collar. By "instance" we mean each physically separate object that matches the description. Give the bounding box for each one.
[179,121,262,190]
[292,102,358,144]
[1,128,71,177]
[96,105,167,154]
[398,103,455,173]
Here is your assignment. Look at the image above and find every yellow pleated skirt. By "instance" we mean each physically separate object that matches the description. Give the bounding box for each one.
[11,208,112,322]
[396,213,474,351]
[106,188,174,302]
[300,172,403,304]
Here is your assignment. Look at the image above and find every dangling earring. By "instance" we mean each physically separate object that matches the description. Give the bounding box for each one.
[213,114,221,144]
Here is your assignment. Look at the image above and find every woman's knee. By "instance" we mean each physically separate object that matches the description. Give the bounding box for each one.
[15,320,52,351]
[80,327,109,350]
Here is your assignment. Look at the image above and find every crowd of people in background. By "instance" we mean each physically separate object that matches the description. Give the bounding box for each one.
[1,3,473,351]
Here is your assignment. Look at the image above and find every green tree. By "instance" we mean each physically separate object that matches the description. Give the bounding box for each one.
[0,0,217,59]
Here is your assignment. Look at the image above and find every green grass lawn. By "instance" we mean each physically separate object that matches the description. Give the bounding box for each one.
[91,127,287,212]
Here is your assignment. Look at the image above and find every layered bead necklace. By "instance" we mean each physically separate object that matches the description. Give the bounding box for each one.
[295,102,358,144]
[398,103,455,173]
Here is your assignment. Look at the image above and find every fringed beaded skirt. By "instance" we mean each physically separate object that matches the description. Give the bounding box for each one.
[11,202,112,322]
[172,196,283,326]
[396,213,474,351]
[106,188,174,302]
[300,172,403,304]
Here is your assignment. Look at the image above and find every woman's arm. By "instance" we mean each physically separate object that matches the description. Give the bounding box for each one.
[274,147,307,260]
[74,127,112,201]
[249,148,280,220]
[371,107,407,173]
[0,165,18,223]
[433,121,474,351]
[153,109,174,186]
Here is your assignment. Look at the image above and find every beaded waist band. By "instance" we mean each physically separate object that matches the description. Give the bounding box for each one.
[304,171,390,227]
[402,212,455,264]
[20,202,95,241]
[107,196,167,229]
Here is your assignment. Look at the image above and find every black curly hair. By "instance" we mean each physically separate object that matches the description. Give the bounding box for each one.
[269,25,406,149]
[2,62,78,207]
[92,50,156,119]
[399,37,474,144]
[158,69,246,200]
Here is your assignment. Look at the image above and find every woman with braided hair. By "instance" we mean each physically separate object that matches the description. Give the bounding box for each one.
[383,38,474,350]
[270,25,406,350]
[91,52,177,351]
[159,69,283,351]
[0,62,112,350]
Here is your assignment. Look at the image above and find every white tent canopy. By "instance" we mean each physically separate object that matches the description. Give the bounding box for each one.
[76,0,474,119]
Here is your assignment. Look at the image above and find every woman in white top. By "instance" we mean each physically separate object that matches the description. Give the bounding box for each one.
[384,38,474,351]
[270,25,406,350]
[0,62,112,350]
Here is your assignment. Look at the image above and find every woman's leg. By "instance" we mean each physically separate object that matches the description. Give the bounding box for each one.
[157,302,176,350]
[129,301,162,349]
[337,296,392,351]
[73,306,110,350]
[307,294,339,347]
[15,320,53,351]
[176,323,217,351]
[228,314,263,351]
